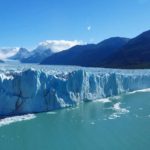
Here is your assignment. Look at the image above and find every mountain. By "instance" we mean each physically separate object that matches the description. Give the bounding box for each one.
[41,37,129,66]
[21,47,53,63]
[8,45,54,63]
[41,44,96,65]
[9,48,30,60]
[103,30,150,68]
[7,40,80,63]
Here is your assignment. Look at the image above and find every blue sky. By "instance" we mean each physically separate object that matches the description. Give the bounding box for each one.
[0,0,150,48]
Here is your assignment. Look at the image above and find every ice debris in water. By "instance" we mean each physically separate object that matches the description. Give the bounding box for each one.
[108,102,129,120]
[0,114,36,127]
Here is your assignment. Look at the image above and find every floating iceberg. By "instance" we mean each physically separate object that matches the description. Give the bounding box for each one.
[0,64,150,116]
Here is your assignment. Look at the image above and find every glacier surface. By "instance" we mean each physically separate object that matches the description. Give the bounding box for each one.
[0,64,150,117]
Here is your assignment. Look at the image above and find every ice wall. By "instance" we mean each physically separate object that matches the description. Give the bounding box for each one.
[0,68,150,116]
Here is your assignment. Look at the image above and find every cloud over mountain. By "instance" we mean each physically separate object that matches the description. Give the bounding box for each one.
[38,40,83,52]
[0,47,19,59]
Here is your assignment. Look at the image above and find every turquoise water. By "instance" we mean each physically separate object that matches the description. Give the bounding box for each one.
[0,91,150,150]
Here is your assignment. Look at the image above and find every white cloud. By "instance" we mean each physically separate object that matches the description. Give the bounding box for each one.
[0,40,83,59]
[0,47,19,59]
[87,26,91,31]
[37,40,83,52]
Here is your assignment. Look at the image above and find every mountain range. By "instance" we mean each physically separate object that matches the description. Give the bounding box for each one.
[20,48,53,63]
[41,30,150,69]
[1,29,150,69]
[41,37,129,67]
[9,46,54,63]
[8,40,79,63]
[9,48,30,60]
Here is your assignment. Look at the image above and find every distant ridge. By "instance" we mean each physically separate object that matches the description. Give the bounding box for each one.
[21,48,53,63]
[6,29,150,69]
[41,30,150,69]
[9,47,54,63]
[41,37,129,67]
[9,48,30,60]
[103,30,150,68]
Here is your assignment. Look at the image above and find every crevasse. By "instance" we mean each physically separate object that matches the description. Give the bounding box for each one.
[0,68,150,116]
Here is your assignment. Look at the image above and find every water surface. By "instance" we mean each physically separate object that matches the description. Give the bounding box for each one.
[0,91,150,150]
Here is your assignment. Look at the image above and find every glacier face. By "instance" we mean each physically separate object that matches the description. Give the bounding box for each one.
[0,64,150,117]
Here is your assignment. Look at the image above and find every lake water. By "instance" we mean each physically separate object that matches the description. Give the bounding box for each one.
[0,90,150,150]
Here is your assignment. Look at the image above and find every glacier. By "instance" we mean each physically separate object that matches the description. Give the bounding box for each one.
[0,64,150,117]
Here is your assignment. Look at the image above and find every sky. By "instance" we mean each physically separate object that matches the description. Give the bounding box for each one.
[0,0,150,49]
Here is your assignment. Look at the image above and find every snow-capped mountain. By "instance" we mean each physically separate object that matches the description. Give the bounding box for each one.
[9,48,30,60]
[20,40,80,63]
[3,40,81,63]
[7,44,54,63]
[21,47,53,63]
